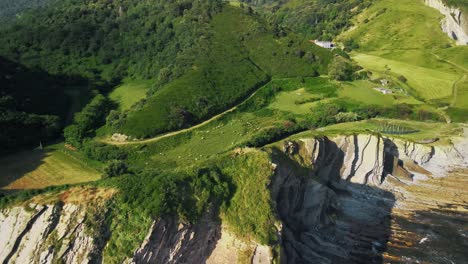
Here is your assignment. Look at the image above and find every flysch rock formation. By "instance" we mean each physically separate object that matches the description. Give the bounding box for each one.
[425,0,468,45]
[272,130,468,264]
[0,130,466,264]
[0,203,100,264]
[125,208,271,264]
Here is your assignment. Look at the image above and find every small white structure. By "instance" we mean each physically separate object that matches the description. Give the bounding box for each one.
[311,40,336,49]
[374,87,393,94]
[380,79,390,86]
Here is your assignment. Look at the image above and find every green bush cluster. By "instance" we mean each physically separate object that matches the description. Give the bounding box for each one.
[103,160,128,178]
[328,56,361,81]
[64,94,112,148]
[308,100,443,129]
[243,121,306,148]
[82,141,127,162]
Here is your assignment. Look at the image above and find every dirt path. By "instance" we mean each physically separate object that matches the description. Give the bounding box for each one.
[101,86,263,146]
[430,51,467,108]
[430,51,467,72]
[450,74,467,107]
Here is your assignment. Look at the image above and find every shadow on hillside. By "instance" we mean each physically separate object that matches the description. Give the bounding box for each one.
[1,56,121,155]
[271,138,395,264]
[0,148,50,190]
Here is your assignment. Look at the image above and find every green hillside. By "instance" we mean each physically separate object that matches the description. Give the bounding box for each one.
[339,0,468,121]
[1,0,467,263]
[114,6,333,138]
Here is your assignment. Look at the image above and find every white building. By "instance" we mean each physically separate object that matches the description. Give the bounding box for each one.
[312,40,336,49]
[374,87,393,94]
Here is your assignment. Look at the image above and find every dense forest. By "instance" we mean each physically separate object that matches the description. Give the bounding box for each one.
[0,0,224,82]
[0,0,51,22]
[0,57,91,154]
[241,0,371,40]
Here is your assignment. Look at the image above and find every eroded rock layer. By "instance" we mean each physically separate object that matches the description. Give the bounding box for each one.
[425,0,468,45]
[272,132,467,264]
[0,203,102,264]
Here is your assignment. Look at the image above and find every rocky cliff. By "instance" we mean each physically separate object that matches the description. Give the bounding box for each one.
[0,203,104,264]
[272,131,467,263]
[425,0,468,45]
[0,132,466,264]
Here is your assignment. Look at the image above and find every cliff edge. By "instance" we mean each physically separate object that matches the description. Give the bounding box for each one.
[425,0,468,45]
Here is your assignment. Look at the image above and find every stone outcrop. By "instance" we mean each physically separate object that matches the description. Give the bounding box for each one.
[425,0,468,45]
[126,211,222,264]
[0,203,103,264]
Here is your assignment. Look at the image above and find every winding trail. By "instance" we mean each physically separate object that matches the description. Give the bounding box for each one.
[101,85,265,146]
[430,50,467,107]
[451,74,467,107]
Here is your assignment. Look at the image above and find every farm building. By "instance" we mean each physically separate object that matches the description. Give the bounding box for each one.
[311,40,336,49]
[374,87,393,94]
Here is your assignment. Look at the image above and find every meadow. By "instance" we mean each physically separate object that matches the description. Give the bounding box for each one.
[109,79,152,110]
[339,0,468,120]
[118,75,441,172]
[0,143,102,190]
[315,118,462,143]
[352,53,459,101]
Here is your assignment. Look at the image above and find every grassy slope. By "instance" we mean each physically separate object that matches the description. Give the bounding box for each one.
[123,75,435,171]
[434,46,468,121]
[118,6,331,138]
[340,0,451,51]
[352,53,459,100]
[0,143,102,190]
[220,150,277,244]
[109,80,152,111]
[340,0,468,116]
[316,118,463,143]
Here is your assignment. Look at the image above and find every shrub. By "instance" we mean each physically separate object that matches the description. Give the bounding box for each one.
[82,140,127,162]
[103,160,128,178]
[63,124,84,148]
[309,102,344,127]
[64,94,112,147]
[398,75,408,83]
[343,39,360,51]
[328,56,356,81]
[334,112,360,123]
[243,122,305,148]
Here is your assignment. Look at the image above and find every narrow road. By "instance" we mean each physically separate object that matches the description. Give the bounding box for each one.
[101,85,265,146]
